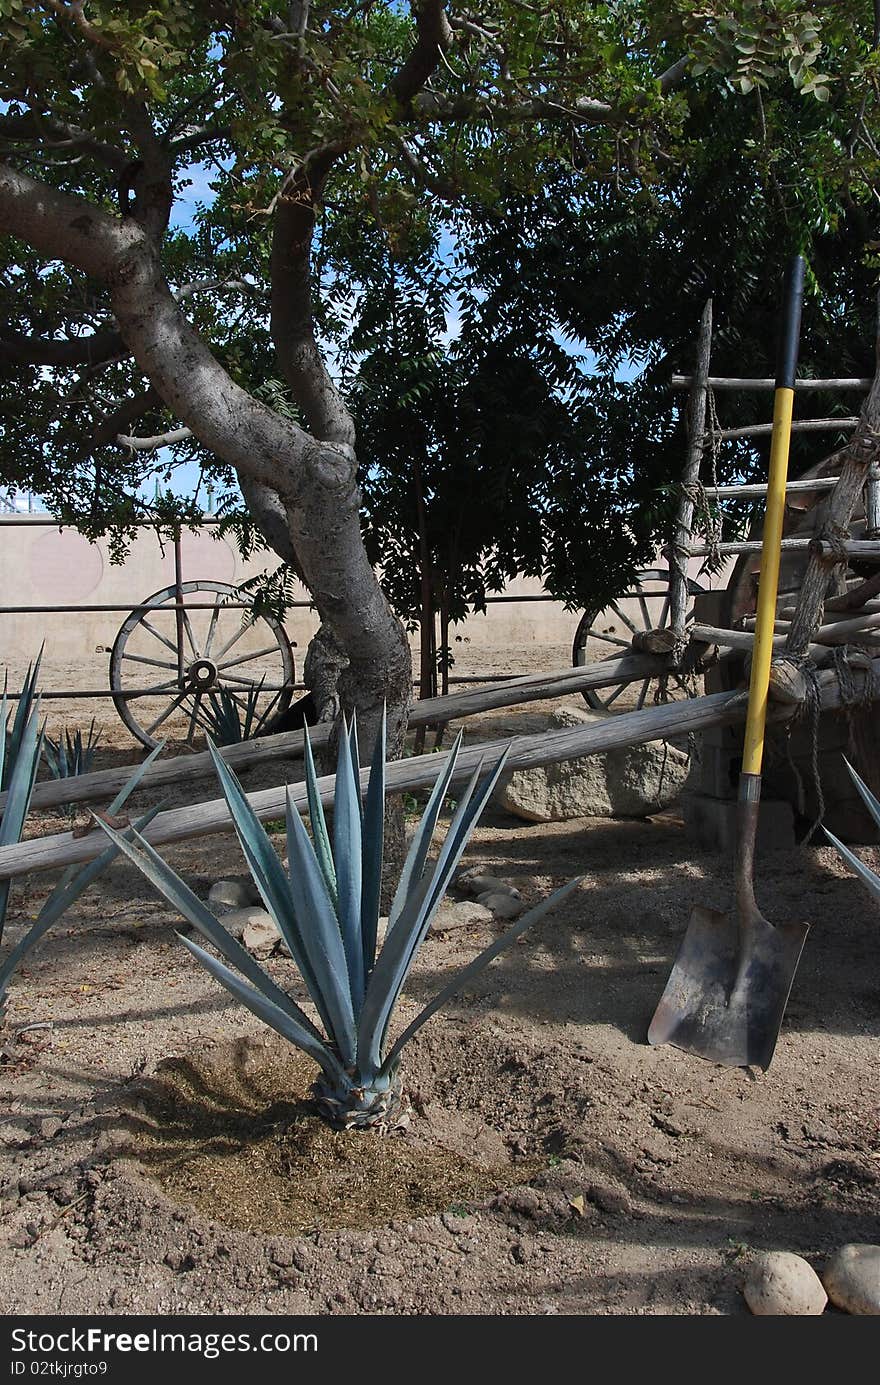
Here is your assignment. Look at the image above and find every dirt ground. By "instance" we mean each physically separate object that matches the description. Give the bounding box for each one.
[1,645,878,1316]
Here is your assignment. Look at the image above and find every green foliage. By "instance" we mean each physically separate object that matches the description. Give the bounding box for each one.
[0,680,43,954]
[192,681,282,746]
[97,713,581,1129]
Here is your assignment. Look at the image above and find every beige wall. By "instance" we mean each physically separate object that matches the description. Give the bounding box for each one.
[0,519,583,672]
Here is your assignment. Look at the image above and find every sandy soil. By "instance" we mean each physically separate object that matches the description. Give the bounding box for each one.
[1,645,878,1316]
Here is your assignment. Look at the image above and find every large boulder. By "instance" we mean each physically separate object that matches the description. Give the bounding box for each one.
[495,705,689,822]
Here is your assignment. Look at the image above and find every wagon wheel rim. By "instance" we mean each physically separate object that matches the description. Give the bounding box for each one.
[571,568,705,714]
[109,580,295,750]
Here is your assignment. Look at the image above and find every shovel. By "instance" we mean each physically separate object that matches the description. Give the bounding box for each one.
[648,255,810,1070]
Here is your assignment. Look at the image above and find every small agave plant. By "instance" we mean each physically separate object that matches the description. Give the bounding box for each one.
[823,758,880,907]
[99,713,580,1130]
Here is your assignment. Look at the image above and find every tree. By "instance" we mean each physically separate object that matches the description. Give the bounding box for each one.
[1,1,878,762]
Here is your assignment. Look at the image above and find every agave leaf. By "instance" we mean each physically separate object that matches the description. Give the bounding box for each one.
[358,746,511,1074]
[0,805,163,995]
[302,725,337,908]
[360,706,386,978]
[380,875,584,1074]
[178,933,347,1085]
[7,648,43,780]
[0,703,43,937]
[285,786,357,1065]
[92,815,325,1041]
[823,827,880,908]
[0,684,7,789]
[387,730,464,933]
[348,712,363,823]
[105,740,166,817]
[333,717,365,1009]
[205,739,326,1014]
[842,757,880,831]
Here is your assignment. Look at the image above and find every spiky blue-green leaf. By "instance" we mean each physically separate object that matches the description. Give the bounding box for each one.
[824,826,880,908]
[105,740,166,817]
[358,746,511,1074]
[285,786,357,1065]
[360,706,386,978]
[387,730,464,934]
[333,716,365,1010]
[178,933,348,1086]
[843,757,880,832]
[302,725,337,908]
[205,738,326,1016]
[0,805,163,995]
[93,815,325,1043]
[381,875,584,1074]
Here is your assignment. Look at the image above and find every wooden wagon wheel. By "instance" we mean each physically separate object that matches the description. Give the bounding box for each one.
[110,580,295,750]
[571,567,705,712]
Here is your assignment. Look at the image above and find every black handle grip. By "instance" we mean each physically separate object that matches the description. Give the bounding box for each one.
[775,254,806,390]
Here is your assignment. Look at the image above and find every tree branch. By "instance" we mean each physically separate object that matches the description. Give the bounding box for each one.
[0,326,124,368]
[0,111,128,171]
[117,425,193,452]
[270,144,356,448]
[238,474,298,566]
[389,1,453,107]
[0,162,137,280]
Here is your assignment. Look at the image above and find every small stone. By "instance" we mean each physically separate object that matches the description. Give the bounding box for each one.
[456,870,519,899]
[37,1117,63,1140]
[9,1228,34,1248]
[269,1239,296,1268]
[476,891,525,919]
[208,878,259,910]
[164,1250,197,1273]
[822,1244,880,1315]
[743,1252,827,1316]
[221,906,274,943]
[241,911,281,958]
[431,900,494,933]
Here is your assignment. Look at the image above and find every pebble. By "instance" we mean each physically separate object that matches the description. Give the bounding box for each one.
[38,1117,63,1140]
[822,1244,880,1315]
[431,900,494,933]
[220,905,273,943]
[208,878,259,910]
[456,871,519,899]
[476,891,526,919]
[241,912,282,959]
[743,1252,827,1316]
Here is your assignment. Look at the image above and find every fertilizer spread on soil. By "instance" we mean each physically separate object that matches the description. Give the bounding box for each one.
[119,1037,521,1236]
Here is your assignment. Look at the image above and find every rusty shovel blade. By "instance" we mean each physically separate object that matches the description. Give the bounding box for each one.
[647,904,808,1069]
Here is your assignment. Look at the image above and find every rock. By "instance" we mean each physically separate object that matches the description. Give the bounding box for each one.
[495,705,689,821]
[743,1252,827,1316]
[218,906,273,942]
[241,911,281,959]
[37,1117,63,1140]
[476,891,525,919]
[431,900,494,933]
[822,1244,880,1314]
[455,870,519,899]
[208,878,259,910]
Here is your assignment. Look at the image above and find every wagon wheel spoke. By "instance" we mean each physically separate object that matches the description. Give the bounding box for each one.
[658,590,671,629]
[603,683,626,708]
[139,617,180,657]
[637,592,651,630]
[211,618,254,664]
[635,678,651,710]
[216,644,281,672]
[185,693,204,746]
[609,600,639,636]
[203,595,222,658]
[181,608,201,659]
[145,691,189,736]
[132,677,181,696]
[120,652,179,671]
[588,631,631,649]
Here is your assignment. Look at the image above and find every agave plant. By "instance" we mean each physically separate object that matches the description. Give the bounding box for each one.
[0,689,43,956]
[0,742,166,1022]
[823,758,880,907]
[1,650,43,793]
[98,714,581,1130]
[191,680,282,745]
[43,719,101,814]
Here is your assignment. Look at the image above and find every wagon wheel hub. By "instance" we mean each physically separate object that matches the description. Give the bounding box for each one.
[184,658,218,692]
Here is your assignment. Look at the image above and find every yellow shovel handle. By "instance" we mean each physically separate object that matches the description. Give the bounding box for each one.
[741,388,795,777]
